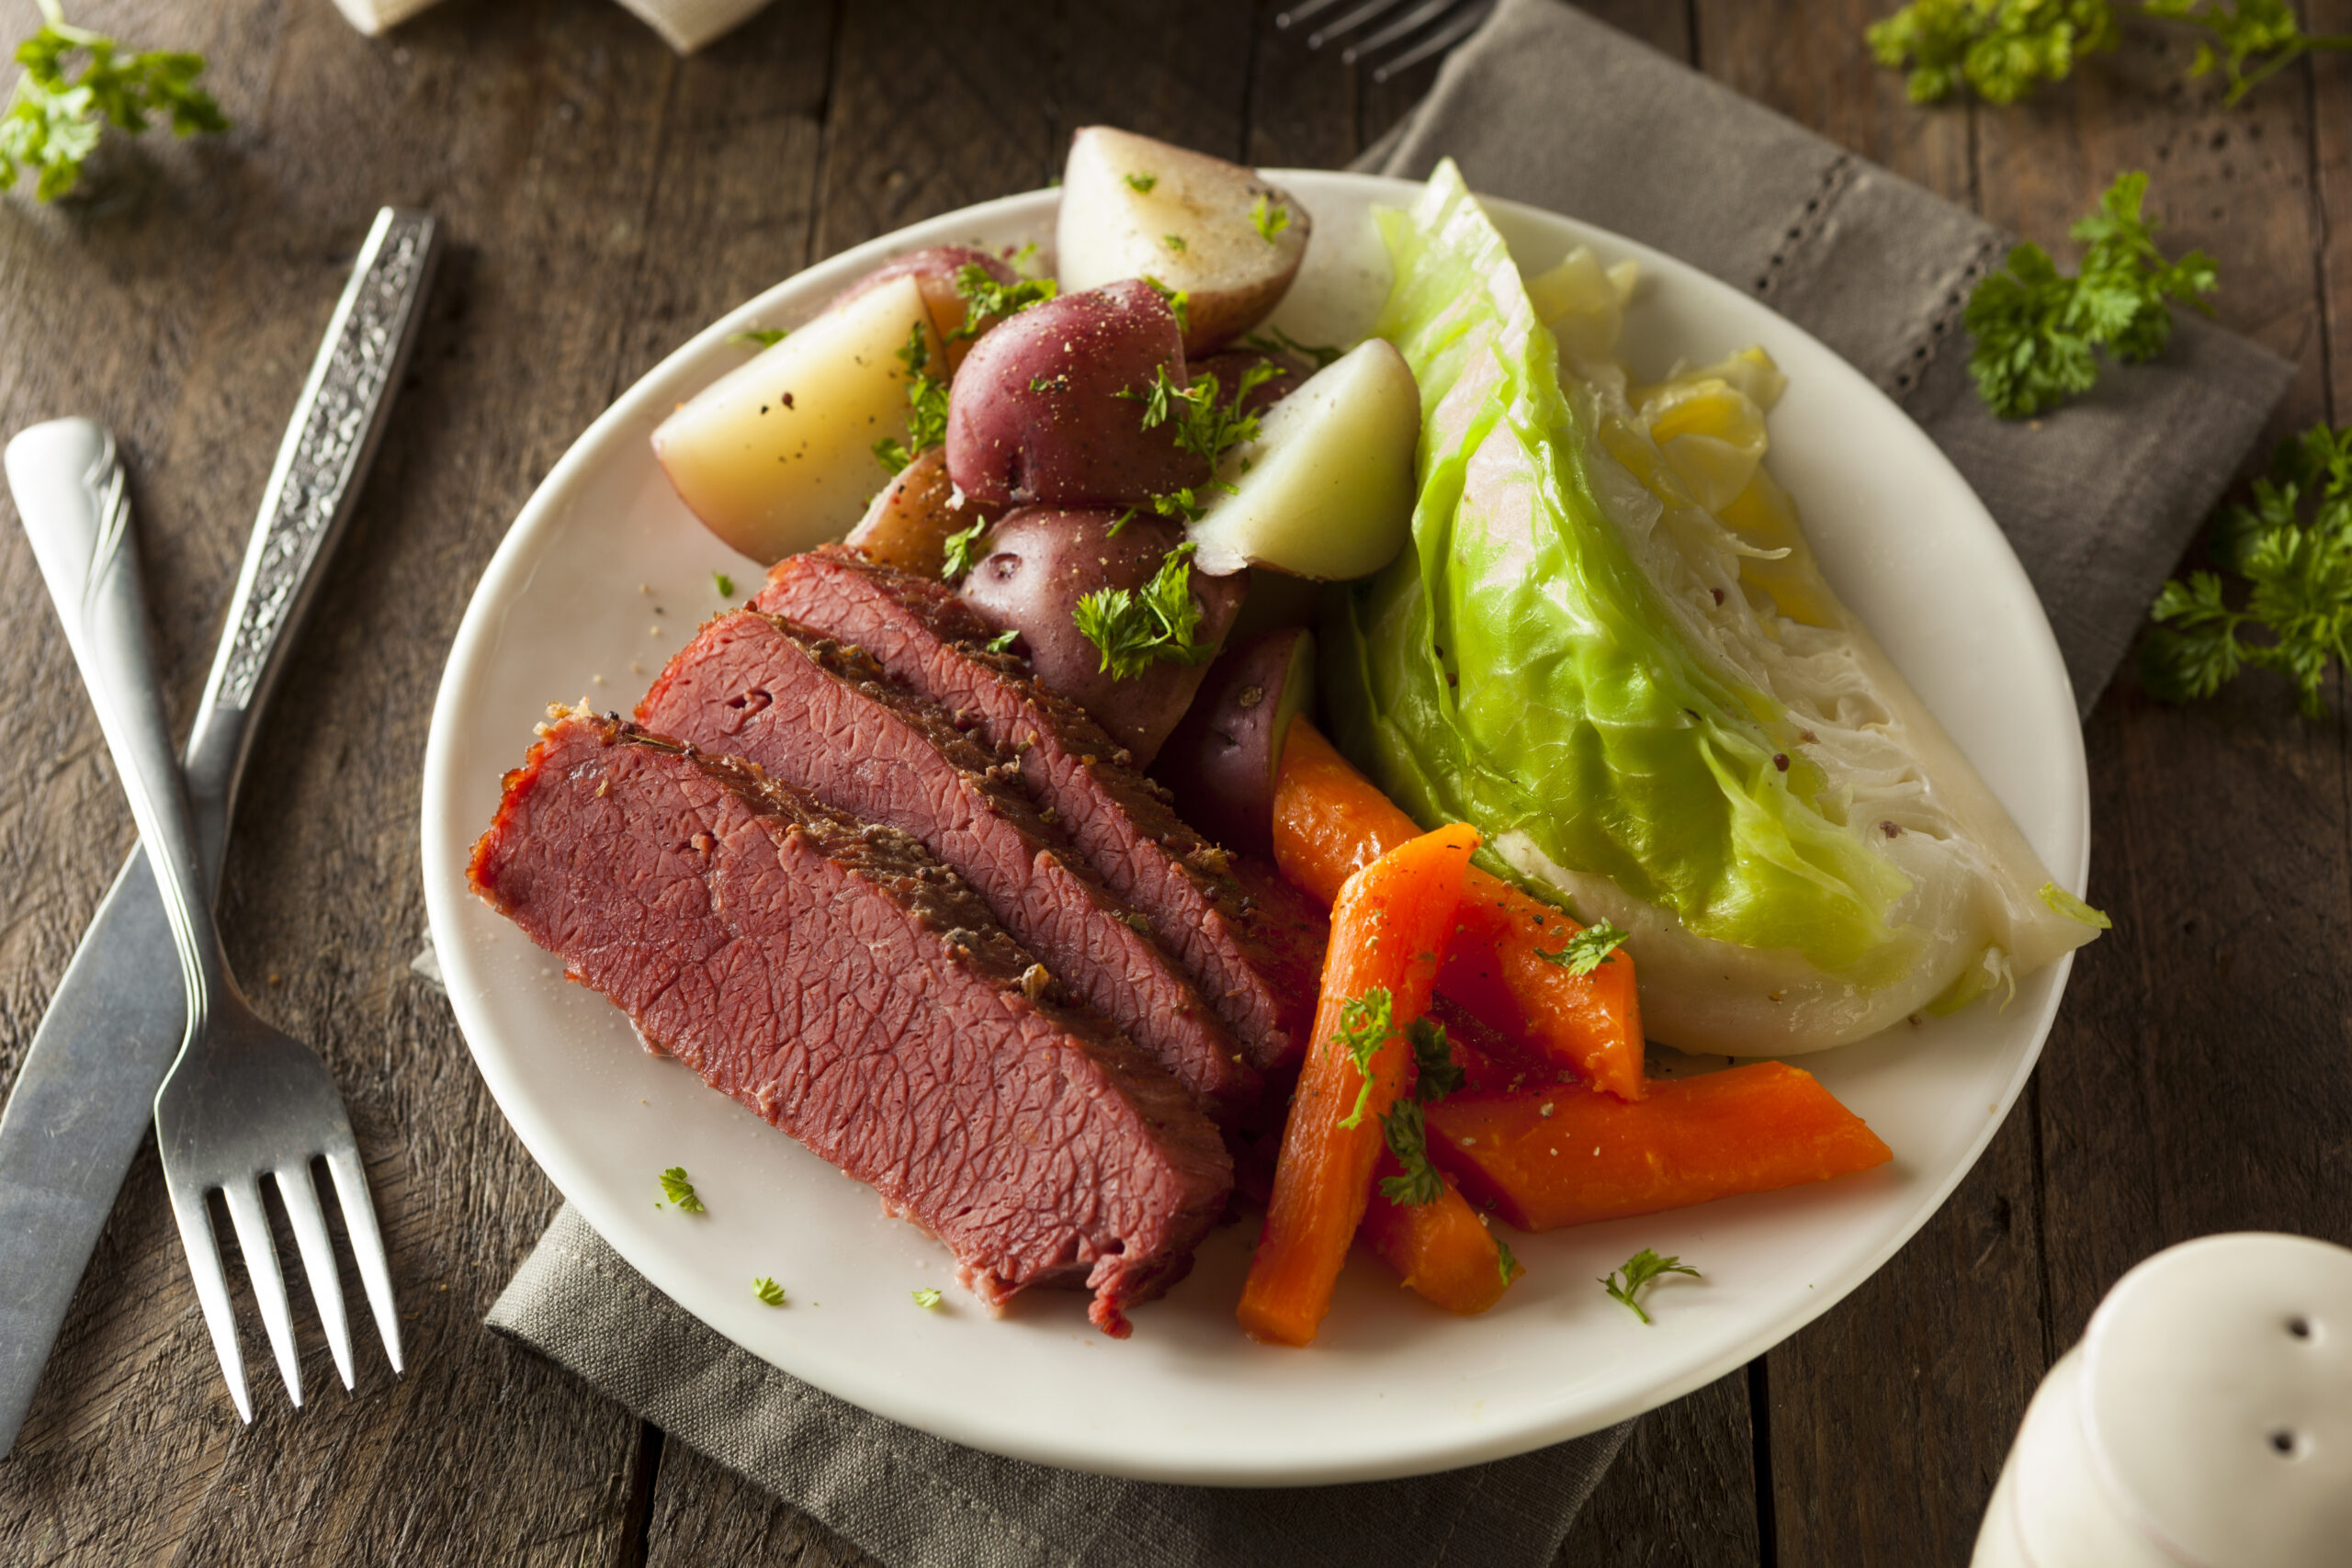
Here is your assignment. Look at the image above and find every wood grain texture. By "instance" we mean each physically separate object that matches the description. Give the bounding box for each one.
[1,4,2347,1567]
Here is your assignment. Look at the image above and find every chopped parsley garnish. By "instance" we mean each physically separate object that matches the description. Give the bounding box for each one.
[1533,919,1629,976]
[1071,540,1219,681]
[985,628,1020,654]
[713,570,736,598]
[872,321,951,475]
[1162,232,1187,252]
[1329,987,1396,1130]
[1120,362,1278,469]
[1029,371,1069,393]
[1250,194,1291,243]
[951,263,1057,341]
[939,520,988,582]
[1497,1237,1523,1289]
[1600,1248,1699,1325]
[1964,171,2215,420]
[1006,241,1041,276]
[1376,1099,1444,1205]
[729,327,789,348]
[1239,325,1342,371]
[911,1287,944,1310]
[1,2,227,202]
[753,1276,786,1305]
[1406,1015,1464,1102]
[2143,422,2352,718]
[658,1167,706,1213]
[1140,275,1192,334]
[1123,171,1158,193]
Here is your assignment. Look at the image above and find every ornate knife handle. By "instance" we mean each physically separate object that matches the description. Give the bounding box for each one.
[182,208,440,886]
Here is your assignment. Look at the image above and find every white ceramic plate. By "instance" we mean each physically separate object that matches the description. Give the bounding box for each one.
[420,171,2086,1486]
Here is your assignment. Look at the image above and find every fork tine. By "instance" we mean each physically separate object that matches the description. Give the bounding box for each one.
[277,1160,355,1391]
[1274,0,1349,28]
[164,1174,252,1423]
[220,1177,303,1408]
[1370,0,1491,83]
[324,1144,403,1374]
[1341,0,1456,64]
[1307,0,1410,50]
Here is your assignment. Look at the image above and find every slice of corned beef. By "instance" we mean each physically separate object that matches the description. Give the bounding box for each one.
[753,547,1322,1075]
[468,711,1230,1336]
[637,609,1261,1121]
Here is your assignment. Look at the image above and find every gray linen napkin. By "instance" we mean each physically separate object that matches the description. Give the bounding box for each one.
[1363,0,2293,713]
[485,4,2297,1562]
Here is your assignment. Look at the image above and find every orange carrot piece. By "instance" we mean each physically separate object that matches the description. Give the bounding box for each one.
[1360,1157,1516,1315]
[1425,1064,1893,1232]
[1237,822,1479,1347]
[1272,718,1646,1100]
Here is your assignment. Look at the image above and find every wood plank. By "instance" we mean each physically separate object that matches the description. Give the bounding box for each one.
[2315,2,2352,419]
[1556,1371,1759,1568]
[0,1,698,1559]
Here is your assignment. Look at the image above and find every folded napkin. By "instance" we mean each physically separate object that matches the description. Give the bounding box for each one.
[329,0,766,53]
[485,4,2296,1563]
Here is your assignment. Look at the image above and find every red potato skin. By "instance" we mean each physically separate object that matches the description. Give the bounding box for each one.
[1150,627,1313,861]
[824,245,1017,371]
[945,281,1210,510]
[843,446,1004,580]
[956,507,1245,766]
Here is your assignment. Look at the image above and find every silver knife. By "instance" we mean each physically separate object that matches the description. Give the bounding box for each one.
[0,208,438,1459]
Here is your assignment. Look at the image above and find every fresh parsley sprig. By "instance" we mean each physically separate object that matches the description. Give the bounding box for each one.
[728,326,788,349]
[939,519,988,582]
[1376,1016,1466,1205]
[950,264,1057,341]
[1534,919,1629,976]
[1250,193,1291,243]
[2143,422,2352,716]
[1406,1015,1465,1101]
[1071,540,1219,681]
[1963,171,2215,420]
[753,1276,787,1306]
[1141,274,1192,334]
[1120,362,1278,469]
[2,1,227,202]
[1329,987,1396,1130]
[1869,0,2349,108]
[872,321,950,475]
[1600,1248,1700,1325]
[658,1167,706,1213]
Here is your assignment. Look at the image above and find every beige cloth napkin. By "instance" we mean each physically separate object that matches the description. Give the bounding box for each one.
[329,0,767,53]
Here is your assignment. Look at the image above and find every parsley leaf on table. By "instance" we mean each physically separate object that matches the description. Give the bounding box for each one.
[1600,1248,1700,1325]
[2143,423,2352,717]
[1070,540,1219,682]
[1533,919,1629,976]
[2144,0,2352,104]
[1963,171,2215,419]
[2,1,227,202]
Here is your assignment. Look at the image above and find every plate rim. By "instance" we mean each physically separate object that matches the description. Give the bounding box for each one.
[420,168,2088,1484]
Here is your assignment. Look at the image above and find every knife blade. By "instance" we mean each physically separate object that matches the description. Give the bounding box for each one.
[0,209,439,1458]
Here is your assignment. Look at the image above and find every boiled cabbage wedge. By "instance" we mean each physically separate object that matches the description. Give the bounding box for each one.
[1326,161,2101,1055]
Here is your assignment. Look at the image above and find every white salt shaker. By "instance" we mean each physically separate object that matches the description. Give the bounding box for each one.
[1973,1233,2352,1568]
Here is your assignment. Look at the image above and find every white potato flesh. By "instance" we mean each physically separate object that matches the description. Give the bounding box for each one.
[1189,339,1419,581]
[653,275,935,563]
[1056,126,1308,353]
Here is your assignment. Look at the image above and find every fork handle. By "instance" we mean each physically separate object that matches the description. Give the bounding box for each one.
[7,420,230,1034]
[182,208,439,893]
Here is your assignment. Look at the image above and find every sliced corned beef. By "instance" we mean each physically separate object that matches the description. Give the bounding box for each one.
[753,547,1323,1075]
[468,711,1230,1336]
[637,608,1261,1120]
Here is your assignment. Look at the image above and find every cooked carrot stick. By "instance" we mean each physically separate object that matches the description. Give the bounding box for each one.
[1237,821,1479,1347]
[1272,718,1647,1100]
[1424,1063,1893,1231]
[1360,1156,1518,1315]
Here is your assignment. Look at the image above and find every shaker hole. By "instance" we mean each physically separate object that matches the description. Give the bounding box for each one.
[2287,1315,2312,1340]
[2268,1429,2299,1457]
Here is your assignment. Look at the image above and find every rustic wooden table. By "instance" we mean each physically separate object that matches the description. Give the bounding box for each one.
[2,1,2346,1562]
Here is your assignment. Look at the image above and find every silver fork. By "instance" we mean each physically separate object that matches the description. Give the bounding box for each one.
[1276,0,1495,82]
[7,419,399,1422]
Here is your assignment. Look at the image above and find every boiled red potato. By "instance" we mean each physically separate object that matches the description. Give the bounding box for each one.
[957,507,1245,765]
[1223,566,1325,646]
[843,446,1001,579]
[1151,627,1317,859]
[655,275,940,563]
[1057,127,1311,355]
[1189,344,1310,416]
[1188,338,1419,580]
[945,280,1208,510]
[825,244,1021,372]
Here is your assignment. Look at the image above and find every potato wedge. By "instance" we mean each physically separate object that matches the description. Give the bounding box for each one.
[1152,627,1317,858]
[825,245,1019,372]
[655,275,939,563]
[1057,126,1309,355]
[1189,338,1419,580]
[843,446,1000,580]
